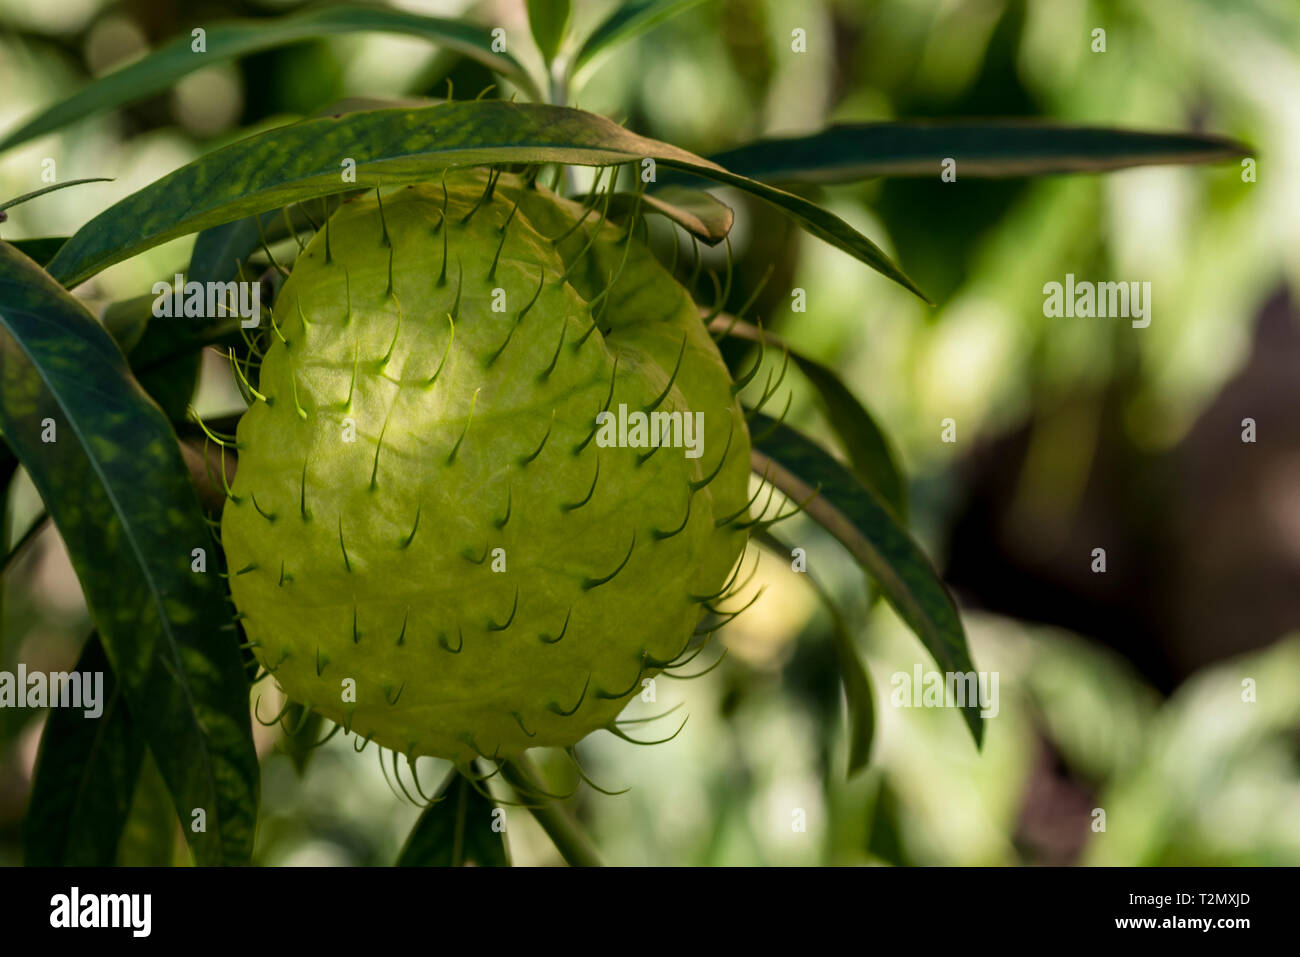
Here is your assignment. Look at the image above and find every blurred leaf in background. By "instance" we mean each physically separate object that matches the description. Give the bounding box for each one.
[0,0,1296,867]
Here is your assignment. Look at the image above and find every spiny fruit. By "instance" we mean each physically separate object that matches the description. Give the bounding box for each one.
[222,168,753,764]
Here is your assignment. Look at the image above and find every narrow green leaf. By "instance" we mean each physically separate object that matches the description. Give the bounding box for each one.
[718,316,905,517]
[574,0,708,73]
[0,5,539,154]
[749,411,981,745]
[22,634,145,866]
[397,769,510,866]
[0,178,113,214]
[758,530,874,774]
[800,362,906,519]
[47,101,924,301]
[528,0,571,64]
[703,121,1251,182]
[0,241,260,863]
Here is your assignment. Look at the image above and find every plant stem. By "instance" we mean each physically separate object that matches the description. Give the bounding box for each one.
[499,755,603,867]
[545,60,580,198]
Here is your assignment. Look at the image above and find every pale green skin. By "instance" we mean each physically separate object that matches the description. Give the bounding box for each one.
[223,170,751,763]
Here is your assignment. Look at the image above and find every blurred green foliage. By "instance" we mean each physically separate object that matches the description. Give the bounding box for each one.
[1,0,1297,865]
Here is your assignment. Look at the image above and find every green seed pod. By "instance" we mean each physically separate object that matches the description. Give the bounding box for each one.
[222,169,751,763]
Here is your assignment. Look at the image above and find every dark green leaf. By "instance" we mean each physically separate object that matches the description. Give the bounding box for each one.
[127,201,335,420]
[720,317,905,517]
[0,241,260,863]
[128,316,246,382]
[189,196,344,285]
[703,121,1251,182]
[134,344,201,425]
[151,200,348,418]
[867,777,908,865]
[397,769,510,866]
[573,0,708,73]
[528,0,571,64]
[102,295,201,424]
[101,294,154,354]
[47,101,924,301]
[5,238,66,267]
[188,211,283,288]
[22,634,145,865]
[0,5,539,154]
[749,411,981,745]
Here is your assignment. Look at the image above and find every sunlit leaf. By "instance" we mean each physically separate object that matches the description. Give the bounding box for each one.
[573,0,708,74]
[47,101,924,301]
[528,0,571,64]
